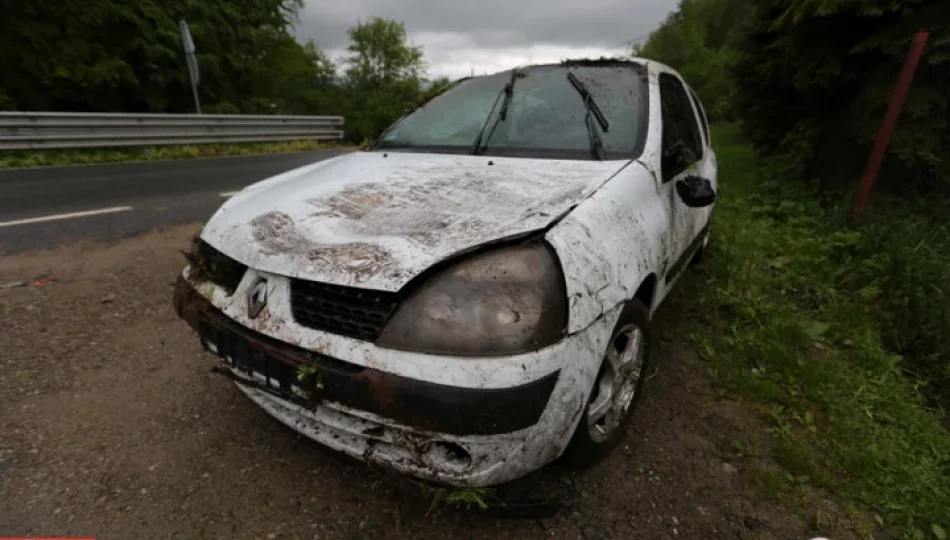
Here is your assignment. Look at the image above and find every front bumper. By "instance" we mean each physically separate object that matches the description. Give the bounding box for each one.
[173,274,618,486]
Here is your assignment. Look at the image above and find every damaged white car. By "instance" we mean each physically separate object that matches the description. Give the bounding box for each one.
[173,58,717,487]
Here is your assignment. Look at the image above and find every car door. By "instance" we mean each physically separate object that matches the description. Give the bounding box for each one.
[657,72,713,289]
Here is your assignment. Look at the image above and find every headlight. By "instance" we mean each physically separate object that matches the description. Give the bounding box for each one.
[377,242,568,356]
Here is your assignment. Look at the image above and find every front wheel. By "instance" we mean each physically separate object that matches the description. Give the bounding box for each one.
[560,299,651,467]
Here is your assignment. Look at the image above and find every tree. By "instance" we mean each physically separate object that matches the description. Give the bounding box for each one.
[0,0,183,112]
[731,0,950,189]
[636,0,751,120]
[229,37,340,115]
[344,18,425,87]
[0,0,339,116]
[341,18,426,143]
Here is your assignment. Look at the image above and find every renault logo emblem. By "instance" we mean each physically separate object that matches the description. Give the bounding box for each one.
[247,279,268,319]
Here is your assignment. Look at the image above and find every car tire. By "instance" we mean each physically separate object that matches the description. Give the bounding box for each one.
[560,298,652,468]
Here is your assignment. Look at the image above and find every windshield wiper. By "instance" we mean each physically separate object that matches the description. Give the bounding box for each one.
[470,68,522,155]
[567,71,610,160]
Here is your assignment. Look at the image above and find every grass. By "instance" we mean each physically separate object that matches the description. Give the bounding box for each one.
[693,124,950,539]
[0,139,343,168]
[421,485,493,515]
[295,362,324,390]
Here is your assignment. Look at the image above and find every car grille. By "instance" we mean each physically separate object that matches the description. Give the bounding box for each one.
[290,279,399,341]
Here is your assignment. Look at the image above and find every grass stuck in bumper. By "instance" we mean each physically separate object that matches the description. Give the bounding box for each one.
[693,125,950,538]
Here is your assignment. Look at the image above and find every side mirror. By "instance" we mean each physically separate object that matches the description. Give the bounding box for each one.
[675,176,716,208]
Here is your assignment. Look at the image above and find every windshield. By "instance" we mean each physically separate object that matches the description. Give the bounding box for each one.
[377,63,649,160]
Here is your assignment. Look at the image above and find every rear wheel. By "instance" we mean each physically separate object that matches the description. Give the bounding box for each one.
[561,299,651,467]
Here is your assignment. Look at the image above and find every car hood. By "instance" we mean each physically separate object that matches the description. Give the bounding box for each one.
[201,151,628,291]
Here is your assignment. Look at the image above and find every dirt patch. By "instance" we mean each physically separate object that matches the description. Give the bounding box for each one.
[306,243,401,285]
[303,174,516,249]
[0,225,868,539]
[250,211,311,254]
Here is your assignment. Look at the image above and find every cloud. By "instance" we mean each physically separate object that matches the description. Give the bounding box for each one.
[292,0,676,78]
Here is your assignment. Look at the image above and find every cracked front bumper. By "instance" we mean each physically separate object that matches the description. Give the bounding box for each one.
[173,275,618,486]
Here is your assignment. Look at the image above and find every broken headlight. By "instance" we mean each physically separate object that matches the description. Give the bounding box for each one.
[377,242,568,356]
[183,237,247,295]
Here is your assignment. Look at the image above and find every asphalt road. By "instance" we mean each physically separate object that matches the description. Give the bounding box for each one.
[0,149,350,255]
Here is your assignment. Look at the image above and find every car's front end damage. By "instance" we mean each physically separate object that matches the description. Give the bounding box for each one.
[172,238,620,486]
[171,61,660,486]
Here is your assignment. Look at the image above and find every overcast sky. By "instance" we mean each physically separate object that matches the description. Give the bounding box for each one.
[292,0,677,80]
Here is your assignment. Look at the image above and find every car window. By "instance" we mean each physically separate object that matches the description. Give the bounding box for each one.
[687,87,710,145]
[659,73,703,181]
[377,64,649,161]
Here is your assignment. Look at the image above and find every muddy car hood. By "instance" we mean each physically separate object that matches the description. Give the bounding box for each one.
[200,151,628,291]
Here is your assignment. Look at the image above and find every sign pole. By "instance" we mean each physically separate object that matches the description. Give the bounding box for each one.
[179,19,202,114]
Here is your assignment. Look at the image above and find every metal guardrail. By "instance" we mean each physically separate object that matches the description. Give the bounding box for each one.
[0,112,345,150]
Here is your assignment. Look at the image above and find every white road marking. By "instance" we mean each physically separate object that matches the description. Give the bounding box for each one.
[219,191,240,197]
[0,206,133,228]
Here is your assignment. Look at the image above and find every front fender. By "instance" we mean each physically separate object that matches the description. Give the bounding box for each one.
[546,163,666,333]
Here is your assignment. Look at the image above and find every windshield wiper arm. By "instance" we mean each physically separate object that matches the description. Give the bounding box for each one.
[471,68,522,155]
[497,68,521,122]
[567,71,610,160]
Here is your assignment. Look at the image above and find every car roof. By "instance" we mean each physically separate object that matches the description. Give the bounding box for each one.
[468,58,650,80]
[629,56,679,75]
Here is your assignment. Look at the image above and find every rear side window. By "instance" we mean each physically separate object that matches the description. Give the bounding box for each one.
[658,73,703,181]
[688,87,710,144]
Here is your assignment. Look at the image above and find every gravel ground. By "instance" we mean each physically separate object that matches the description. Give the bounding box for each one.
[0,224,866,539]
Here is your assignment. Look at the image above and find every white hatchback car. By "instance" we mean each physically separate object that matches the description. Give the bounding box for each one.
[173,58,717,487]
